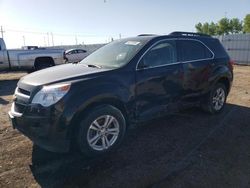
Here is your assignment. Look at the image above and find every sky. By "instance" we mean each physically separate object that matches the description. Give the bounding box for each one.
[0,0,250,48]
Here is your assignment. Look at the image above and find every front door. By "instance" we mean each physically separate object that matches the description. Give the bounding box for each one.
[135,39,183,121]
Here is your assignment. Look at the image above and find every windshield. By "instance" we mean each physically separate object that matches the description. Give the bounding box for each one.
[79,38,147,68]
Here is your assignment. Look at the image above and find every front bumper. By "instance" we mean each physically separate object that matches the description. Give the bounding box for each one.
[8,103,70,153]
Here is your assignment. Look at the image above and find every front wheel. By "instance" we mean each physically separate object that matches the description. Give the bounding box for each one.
[76,105,126,157]
[201,83,227,114]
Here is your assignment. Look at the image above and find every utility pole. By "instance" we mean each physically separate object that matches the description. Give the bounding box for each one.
[51,32,54,46]
[47,32,50,46]
[224,11,228,18]
[22,36,26,46]
[1,26,4,39]
[75,35,78,45]
[119,33,121,39]
[44,36,47,46]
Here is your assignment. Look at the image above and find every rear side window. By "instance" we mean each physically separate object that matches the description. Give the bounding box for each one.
[66,50,76,55]
[205,39,229,59]
[178,40,213,62]
[77,50,87,53]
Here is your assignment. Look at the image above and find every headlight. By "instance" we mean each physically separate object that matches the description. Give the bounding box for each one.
[32,84,71,107]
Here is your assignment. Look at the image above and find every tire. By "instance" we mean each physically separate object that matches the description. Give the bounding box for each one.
[76,105,126,157]
[201,83,227,114]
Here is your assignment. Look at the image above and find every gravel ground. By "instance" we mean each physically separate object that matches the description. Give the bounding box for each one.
[0,66,250,188]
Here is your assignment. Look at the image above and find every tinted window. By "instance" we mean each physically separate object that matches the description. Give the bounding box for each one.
[178,40,213,62]
[66,50,76,55]
[140,40,177,68]
[205,39,229,59]
[77,49,87,53]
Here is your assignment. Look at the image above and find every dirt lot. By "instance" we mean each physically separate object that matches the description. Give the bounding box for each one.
[0,66,250,188]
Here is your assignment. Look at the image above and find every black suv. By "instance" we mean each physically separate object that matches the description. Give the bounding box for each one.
[9,32,233,156]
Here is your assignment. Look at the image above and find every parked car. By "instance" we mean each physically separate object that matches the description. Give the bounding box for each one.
[0,38,66,71]
[65,48,88,63]
[9,32,233,157]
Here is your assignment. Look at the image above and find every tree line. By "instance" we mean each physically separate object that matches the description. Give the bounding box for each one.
[195,14,250,35]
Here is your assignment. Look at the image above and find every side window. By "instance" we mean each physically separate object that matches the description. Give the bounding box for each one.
[140,40,177,68]
[77,50,87,53]
[66,50,75,55]
[178,40,213,62]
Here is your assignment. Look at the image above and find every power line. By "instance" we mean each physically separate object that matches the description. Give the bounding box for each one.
[4,28,107,38]
[5,28,47,35]
[2,25,119,47]
[3,25,112,39]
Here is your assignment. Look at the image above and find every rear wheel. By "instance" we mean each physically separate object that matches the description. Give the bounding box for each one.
[201,83,227,114]
[76,105,126,157]
[34,57,54,71]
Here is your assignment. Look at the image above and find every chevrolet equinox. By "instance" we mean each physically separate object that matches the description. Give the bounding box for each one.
[9,32,233,157]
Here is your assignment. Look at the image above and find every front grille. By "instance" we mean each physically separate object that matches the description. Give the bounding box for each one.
[15,87,31,103]
[12,86,33,115]
[18,88,30,96]
[14,103,26,113]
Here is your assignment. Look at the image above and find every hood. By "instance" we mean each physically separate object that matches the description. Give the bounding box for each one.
[19,64,110,86]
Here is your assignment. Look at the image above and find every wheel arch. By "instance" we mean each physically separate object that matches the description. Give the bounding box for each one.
[34,56,55,68]
[68,96,129,144]
[210,64,233,95]
[217,77,230,95]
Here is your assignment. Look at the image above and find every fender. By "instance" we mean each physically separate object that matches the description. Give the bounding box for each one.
[208,64,233,92]
[61,78,135,131]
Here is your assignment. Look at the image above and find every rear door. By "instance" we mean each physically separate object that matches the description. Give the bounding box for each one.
[177,39,214,98]
[135,39,183,120]
[77,49,88,61]
[66,50,77,63]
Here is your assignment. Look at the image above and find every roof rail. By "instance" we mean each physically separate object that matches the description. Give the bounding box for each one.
[137,34,157,37]
[169,31,211,37]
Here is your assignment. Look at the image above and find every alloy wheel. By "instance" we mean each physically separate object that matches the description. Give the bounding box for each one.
[87,115,120,151]
[212,87,226,111]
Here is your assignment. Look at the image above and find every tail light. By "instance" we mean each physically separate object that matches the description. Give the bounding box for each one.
[229,59,235,71]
